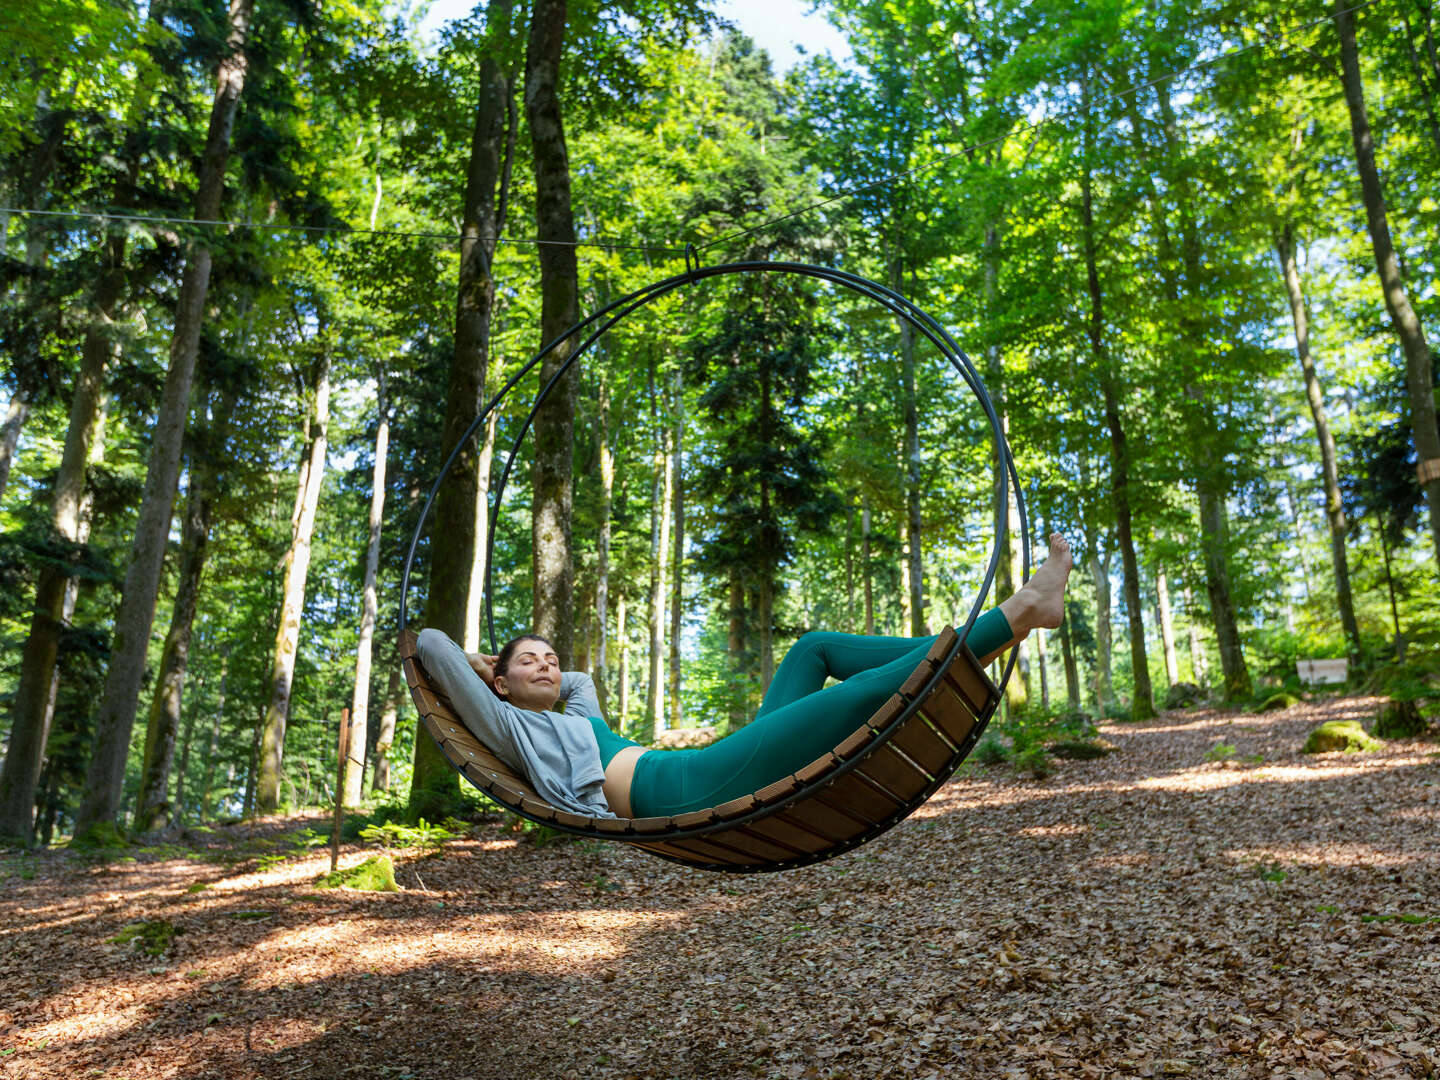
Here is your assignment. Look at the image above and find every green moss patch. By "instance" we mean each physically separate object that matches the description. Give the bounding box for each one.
[315,855,398,892]
[1375,699,1427,739]
[1302,719,1383,754]
[1252,692,1300,714]
[109,920,179,957]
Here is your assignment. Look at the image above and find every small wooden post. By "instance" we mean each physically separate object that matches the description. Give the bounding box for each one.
[330,708,350,875]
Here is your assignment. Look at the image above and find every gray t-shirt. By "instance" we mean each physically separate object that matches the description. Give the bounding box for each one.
[415,629,616,819]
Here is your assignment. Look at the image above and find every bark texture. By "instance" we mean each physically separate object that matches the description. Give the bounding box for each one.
[1334,0,1440,572]
[134,463,213,832]
[73,0,255,839]
[257,355,330,811]
[411,6,512,818]
[1276,222,1360,654]
[525,0,579,664]
[346,378,389,806]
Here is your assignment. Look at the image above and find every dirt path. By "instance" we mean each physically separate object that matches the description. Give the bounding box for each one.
[3,695,1437,1079]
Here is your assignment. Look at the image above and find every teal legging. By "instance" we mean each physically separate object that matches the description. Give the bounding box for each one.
[612,610,1012,818]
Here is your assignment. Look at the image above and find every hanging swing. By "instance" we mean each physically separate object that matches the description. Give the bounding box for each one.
[397,258,1028,873]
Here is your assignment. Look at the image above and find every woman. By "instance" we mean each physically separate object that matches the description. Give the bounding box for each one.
[417,534,1073,820]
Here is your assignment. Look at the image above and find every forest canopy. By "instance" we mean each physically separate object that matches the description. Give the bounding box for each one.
[0,0,1437,845]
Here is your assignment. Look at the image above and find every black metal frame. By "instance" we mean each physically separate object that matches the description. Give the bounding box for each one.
[401,260,1029,870]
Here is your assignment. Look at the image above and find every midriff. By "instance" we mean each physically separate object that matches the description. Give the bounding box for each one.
[602,745,649,818]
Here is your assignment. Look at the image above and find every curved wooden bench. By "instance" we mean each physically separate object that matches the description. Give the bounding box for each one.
[399,626,999,873]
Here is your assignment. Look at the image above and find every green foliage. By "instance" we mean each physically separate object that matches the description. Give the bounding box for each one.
[358,818,455,850]
[1048,739,1114,761]
[1302,720,1384,755]
[316,855,398,892]
[972,734,1011,766]
[1205,742,1238,762]
[109,920,179,957]
[1013,746,1053,780]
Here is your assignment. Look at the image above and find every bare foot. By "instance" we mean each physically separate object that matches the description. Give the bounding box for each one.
[1003,533,1073,633]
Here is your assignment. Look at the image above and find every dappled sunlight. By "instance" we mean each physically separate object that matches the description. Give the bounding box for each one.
[5,695,1437,1080]
[237,907,681,991]
[1223,841,1431,871]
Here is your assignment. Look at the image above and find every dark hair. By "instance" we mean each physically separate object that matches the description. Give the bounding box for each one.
[495,633,558,685]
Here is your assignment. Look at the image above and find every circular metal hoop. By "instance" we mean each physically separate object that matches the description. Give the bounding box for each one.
[400,260,1029,680]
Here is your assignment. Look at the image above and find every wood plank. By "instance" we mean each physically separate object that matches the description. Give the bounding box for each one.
[794,753,842,786]
[889,714,956,774]
[516,795,559,822]
[717,827,806,863]
[397,628,418,659]
[710,793,762,821]
[627,815,676,835]
[819,772,899,822]
[739,813,838,855]
[772,799,857,842]
[898,657,939,698]
[754,775,801,804]
[402,657,425,690]
[833,723,880,761]
[672,808,720,829]
[634,837,767,868]
[945,650,995,714]
[855,743,931,800]
[922,685,979,745]
[862,694,906,735]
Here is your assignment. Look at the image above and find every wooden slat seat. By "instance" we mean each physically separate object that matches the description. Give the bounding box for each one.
[398,624,999,872]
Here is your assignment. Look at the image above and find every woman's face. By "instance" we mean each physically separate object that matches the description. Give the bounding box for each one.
[495,638,562,712]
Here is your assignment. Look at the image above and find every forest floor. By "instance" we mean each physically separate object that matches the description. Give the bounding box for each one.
[2,694,1439,1080]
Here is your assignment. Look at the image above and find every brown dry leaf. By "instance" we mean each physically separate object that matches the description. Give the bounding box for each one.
[1,694,1437,1080]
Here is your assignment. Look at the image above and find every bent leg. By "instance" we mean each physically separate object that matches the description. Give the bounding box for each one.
[632,609,1014,816]
[756,631,937,718]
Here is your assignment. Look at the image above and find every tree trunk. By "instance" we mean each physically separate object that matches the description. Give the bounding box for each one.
[726,573,746,728]
[526,0,579,663]
[134,458,214,833]
[1199,493,1251,699]
[201,644,229,821]
[1155,566,1180,688]
[371,665,401,793]
[1275,221,1361,655]
[257,354,330,811]
[895,264,925,637]
[464,408,499,653]
[1335,0,1440,572]
[1184,583,1208,686]
[983,222,1027,709]
[668,369,684,730]
[616,591,630,726]
[0,390,28,504]
[595,375,613,715]
[644,420,672,742]
[0,242,119,843]
[1091,539,1114,709]
[72,0,255,840]
[1081,81,1153,721]
[861,497,875,635]
[1059,601,1080,710]
[346,375,389,806]
[411,6,512,818]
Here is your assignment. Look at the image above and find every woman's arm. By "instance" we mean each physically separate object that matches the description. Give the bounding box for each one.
[558,670,603,720]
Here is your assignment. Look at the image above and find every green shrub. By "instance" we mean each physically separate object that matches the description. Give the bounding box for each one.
[972,735,1011,766]
[1013,747,1053,779]
[1049,739,1114,760]
[1164,682,1206,709]
[1302,720,1383,754]
[358,818,456,850]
